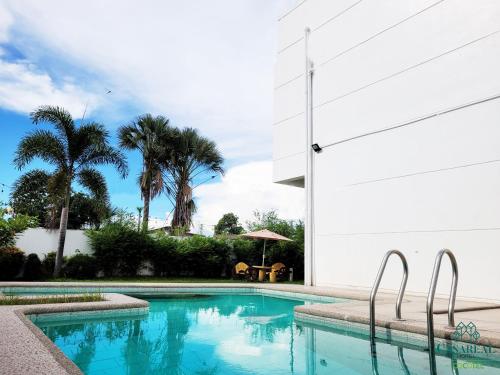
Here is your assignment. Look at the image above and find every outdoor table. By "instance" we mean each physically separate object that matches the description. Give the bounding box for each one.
[252,265,271,282]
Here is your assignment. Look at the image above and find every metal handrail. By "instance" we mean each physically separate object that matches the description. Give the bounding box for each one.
[369,250,409,342]
[426,249,459,373]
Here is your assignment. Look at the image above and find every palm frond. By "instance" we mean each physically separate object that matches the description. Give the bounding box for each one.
[77,168,109,202]
[118,123,143,151]
[71,122,108,161]
[77,142,128,179]
[13,130,67,170]
[30,105,75,143]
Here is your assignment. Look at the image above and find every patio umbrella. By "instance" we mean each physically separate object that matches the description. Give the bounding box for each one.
[241,229,292,266]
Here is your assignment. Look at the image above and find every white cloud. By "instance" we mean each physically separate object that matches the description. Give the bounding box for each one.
[1,0,297,159]
[0,5,13,43]
[0,59,100,116]
[192,161,304,234]
[0,1,303,219]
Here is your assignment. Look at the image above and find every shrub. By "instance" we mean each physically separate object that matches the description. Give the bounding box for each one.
[231,238,258,265]
[87,223,152,276]
[41,252,63,276]
[0,247,25,280]
[64,253,97,279]
[150,234,179,276]
[267,240,304,279]
[177,236,230,277]
[23,253,43,280]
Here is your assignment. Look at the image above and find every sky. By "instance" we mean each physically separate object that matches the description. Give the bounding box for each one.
[0,0,304,232]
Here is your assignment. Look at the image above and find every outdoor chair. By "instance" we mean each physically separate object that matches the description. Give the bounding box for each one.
[233,262,255,281]
[270,262,288,282]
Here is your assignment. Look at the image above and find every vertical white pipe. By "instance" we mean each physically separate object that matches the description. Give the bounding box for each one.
[304,27,315,286]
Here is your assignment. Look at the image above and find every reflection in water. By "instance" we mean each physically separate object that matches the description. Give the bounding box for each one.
[36,294,500,375]
[397,346,411,375]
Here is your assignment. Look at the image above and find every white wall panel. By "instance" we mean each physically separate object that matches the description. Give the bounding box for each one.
[273,151,305,184]
[275,39,304,88]
[273,76,304,124]
[277,2,308,51]
[321,99,500,188]
[277,0,361,52]
[309,0,443,64]
[314,161,500,235]
[314,31,500,145]
[273,114,305,160]
[314,230,500,301]
[313,0,500,108]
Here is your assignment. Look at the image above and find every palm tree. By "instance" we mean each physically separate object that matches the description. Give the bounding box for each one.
[14,105,128,276]
[167,127,224,229]
[118,114,174,232]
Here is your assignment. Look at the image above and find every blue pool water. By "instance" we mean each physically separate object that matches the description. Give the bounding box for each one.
[33,294,500,375]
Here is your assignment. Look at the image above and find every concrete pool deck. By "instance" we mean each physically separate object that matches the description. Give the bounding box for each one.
[1,282,500,374]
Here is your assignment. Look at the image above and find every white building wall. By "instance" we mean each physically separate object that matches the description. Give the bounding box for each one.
[15,228,92,258]
[274,0,500,301]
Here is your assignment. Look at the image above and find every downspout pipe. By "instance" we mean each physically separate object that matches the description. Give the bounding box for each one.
[305,27,315,286]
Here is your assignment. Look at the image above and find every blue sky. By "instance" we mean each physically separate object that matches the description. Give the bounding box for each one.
[0,0,303,230]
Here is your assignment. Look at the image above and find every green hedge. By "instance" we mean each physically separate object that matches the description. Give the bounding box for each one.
[63,254,97,279]
[84,221,304,279]
[149,234,179,276]
[23,253,43,280]
[176,236,230,277]
[87,223,152,276]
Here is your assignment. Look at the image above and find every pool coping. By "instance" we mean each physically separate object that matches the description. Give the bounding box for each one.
[294,298,500,349]
[0,293,149,375]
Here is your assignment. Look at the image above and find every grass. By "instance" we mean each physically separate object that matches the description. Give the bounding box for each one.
[47,277,305,284]
[0,293,104,305]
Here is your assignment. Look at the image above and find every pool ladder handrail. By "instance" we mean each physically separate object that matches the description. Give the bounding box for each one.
[369,250,409,341]
[426,248,459,371]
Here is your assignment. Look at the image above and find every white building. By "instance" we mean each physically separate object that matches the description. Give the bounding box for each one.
[273,0,500,302]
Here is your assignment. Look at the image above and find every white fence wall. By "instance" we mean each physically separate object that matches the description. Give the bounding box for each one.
[274,0,500,302]
[15,228,92,258]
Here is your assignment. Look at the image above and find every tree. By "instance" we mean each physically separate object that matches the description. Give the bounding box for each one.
[10,170,52,224]
[0,207,38,248]
[246,210,296,239]
[167,127,224,229]
[214,212,243,235]
[118,114,174,232]
[68,192,112,229]
[14,105,128,276]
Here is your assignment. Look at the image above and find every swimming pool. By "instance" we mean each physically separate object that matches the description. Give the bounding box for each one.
[29,293,500,375]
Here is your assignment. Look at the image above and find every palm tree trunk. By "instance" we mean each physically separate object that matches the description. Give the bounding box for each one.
[53,186,70,277]
[172,189,184,229]
[142,188,150,232]
[172,181,192,230]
